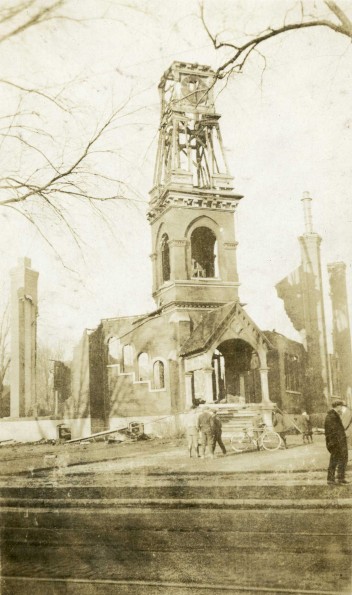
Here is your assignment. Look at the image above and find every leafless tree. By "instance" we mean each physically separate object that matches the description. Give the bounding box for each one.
[201,1,352,81]
[0,1,143,258]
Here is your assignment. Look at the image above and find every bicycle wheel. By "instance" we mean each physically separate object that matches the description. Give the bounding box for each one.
[260,430,281,451]
[230,432,252,452]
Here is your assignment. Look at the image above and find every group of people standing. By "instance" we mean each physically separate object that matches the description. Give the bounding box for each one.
[185,405,226,459]
[272,407,313,448]
[185,400,350,485]
[186,404,296,457]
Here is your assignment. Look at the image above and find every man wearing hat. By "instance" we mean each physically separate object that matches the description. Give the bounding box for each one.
[197,406,215,459]
[210,409,227,456]
[324,399,349,485]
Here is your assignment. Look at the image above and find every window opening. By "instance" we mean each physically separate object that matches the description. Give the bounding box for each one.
[284,353,300,392]
[191,227,217,278]
[138,352,149,382]
[161,234,170,282]
[108,337,120,360]
[153,360,165,389]
[122,344,133,372]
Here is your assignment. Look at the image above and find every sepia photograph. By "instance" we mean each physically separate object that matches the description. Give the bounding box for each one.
[0,1,352,593]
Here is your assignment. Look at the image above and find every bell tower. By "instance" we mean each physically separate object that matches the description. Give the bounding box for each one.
[148,62,243,311]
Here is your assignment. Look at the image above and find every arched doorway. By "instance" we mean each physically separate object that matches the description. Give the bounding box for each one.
[212,339,261,403]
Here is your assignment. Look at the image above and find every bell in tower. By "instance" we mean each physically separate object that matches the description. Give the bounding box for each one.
[148,62,243,311]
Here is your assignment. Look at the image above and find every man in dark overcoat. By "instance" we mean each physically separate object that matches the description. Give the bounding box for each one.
[324,399,349,485]
[210,410,227,455]
[197,406,215,459]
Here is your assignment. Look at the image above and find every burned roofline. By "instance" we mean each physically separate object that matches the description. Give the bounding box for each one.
[100,314,146,322]
[263,330,305,350]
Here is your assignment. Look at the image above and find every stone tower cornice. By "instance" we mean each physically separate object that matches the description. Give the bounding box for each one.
[148,186,242,223]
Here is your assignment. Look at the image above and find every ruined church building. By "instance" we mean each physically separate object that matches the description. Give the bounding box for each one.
[4,62,351,442]
[67,62,312,433]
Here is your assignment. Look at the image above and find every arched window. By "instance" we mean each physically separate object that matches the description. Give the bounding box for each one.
[108,337,120,360]
[191,227,217,278]
[122,344,133,372]
[153,360,165,389]
[161,233,170,283]
[138,352,149,382]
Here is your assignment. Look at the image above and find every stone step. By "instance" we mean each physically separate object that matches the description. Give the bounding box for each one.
[0,577,348,595]
[1,483,352,501]
[2,503,351,594]
[2,525,351,552]
[2,506,352,534]
[2,540,351,593]
[2,496,352,511]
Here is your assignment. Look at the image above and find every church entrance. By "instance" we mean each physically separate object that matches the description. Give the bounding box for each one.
[183,302,272,408]
[212,339,261,404]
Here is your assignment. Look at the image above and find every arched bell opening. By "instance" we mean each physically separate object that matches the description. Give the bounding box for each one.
[191,226,218,278]
[213,339,261,403]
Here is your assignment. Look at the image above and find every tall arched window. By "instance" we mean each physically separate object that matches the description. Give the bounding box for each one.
[138,352,149,382]
[191,227,217,278]
[153,360,165,389]
[108,337,120,360]
[161,233,170,283]
[122,344,133,372]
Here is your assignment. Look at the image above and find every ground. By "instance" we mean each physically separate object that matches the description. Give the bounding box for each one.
[0,433,339,482]
[0,434,351,594]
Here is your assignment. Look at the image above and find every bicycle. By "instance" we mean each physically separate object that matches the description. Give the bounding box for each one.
[230,425,282,452]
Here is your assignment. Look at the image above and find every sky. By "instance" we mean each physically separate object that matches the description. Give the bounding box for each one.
[0,0,352,358]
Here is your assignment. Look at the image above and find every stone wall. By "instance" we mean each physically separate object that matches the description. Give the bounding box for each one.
[265,331,307,413]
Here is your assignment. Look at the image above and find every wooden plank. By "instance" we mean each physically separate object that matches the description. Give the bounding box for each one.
[65,427,128,444]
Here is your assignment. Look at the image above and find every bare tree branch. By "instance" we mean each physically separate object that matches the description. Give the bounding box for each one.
[5,203,80,272]
[0,104,137,213]
[200,0,352,80]
[0,0,151,264]
[326,0,352,35]
[0,79,72,112]
[0,0,65,45]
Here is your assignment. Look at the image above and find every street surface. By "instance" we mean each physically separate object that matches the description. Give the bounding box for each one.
[0,435,351,594]
[0,434,343,482]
